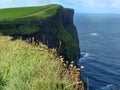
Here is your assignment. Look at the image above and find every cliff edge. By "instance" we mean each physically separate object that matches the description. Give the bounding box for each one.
[0,4,80,64]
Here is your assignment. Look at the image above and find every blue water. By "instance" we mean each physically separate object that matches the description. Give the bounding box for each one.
[74,14,120,90]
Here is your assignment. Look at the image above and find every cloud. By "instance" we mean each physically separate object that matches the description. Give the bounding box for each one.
[47,0,120,13]
[0,0,120,13]
[1,0,120,9]
[0,0,51,8]
[0,0,50,4]
[51,0,84,7]
[85,0,120,8]
[50,0,120,13]
[53,0,120,9]
[51,0,120,9]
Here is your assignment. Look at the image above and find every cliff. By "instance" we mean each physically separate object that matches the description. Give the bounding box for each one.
[0,4,80,64]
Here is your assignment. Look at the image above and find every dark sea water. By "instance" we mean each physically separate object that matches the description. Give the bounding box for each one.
[74,14,120,90]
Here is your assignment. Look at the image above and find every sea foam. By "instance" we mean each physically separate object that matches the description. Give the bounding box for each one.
[81,52,90,58]
[100,84,117,90]
[89,33,98,36]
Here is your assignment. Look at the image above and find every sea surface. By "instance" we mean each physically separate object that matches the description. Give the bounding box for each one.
[74,14,120,90]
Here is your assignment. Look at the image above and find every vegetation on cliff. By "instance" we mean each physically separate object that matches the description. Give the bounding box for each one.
[0,4,60,21]
[0,4,61,35]
[0,36,84,90]
[0,4,80,65]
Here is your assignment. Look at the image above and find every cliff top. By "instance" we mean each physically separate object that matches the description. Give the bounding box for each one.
[0,4,62,21]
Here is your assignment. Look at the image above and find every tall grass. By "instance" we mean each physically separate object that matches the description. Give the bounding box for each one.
[0,36,84,90]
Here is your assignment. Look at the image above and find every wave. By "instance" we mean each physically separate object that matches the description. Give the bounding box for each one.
[89,33,104,39]
[100,84,117,90]
[89,33,98,36]
[81,52,90,58]
[78,52,91,64]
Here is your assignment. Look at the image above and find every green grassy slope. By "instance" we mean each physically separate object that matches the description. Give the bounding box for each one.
[0,36,83,90]
[0,4,61,34]
[0,4,61,21]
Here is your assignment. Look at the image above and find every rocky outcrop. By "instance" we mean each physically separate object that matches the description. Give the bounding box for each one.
[0,5,80,65]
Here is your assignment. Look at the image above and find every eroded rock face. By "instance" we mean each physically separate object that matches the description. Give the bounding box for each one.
[0,5,80,65]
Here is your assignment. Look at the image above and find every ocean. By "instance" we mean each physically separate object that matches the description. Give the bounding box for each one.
[74,14,120,90]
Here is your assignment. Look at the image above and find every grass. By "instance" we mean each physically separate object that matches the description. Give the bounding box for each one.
[0,4,61,21]
[0,25,39,35]
[0,36,84,90]
[0,4,62,35]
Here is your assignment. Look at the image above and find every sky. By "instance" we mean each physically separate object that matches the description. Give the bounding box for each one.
[0,0,120,13]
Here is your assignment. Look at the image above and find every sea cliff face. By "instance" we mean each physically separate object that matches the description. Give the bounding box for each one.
[0,5,80,64]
